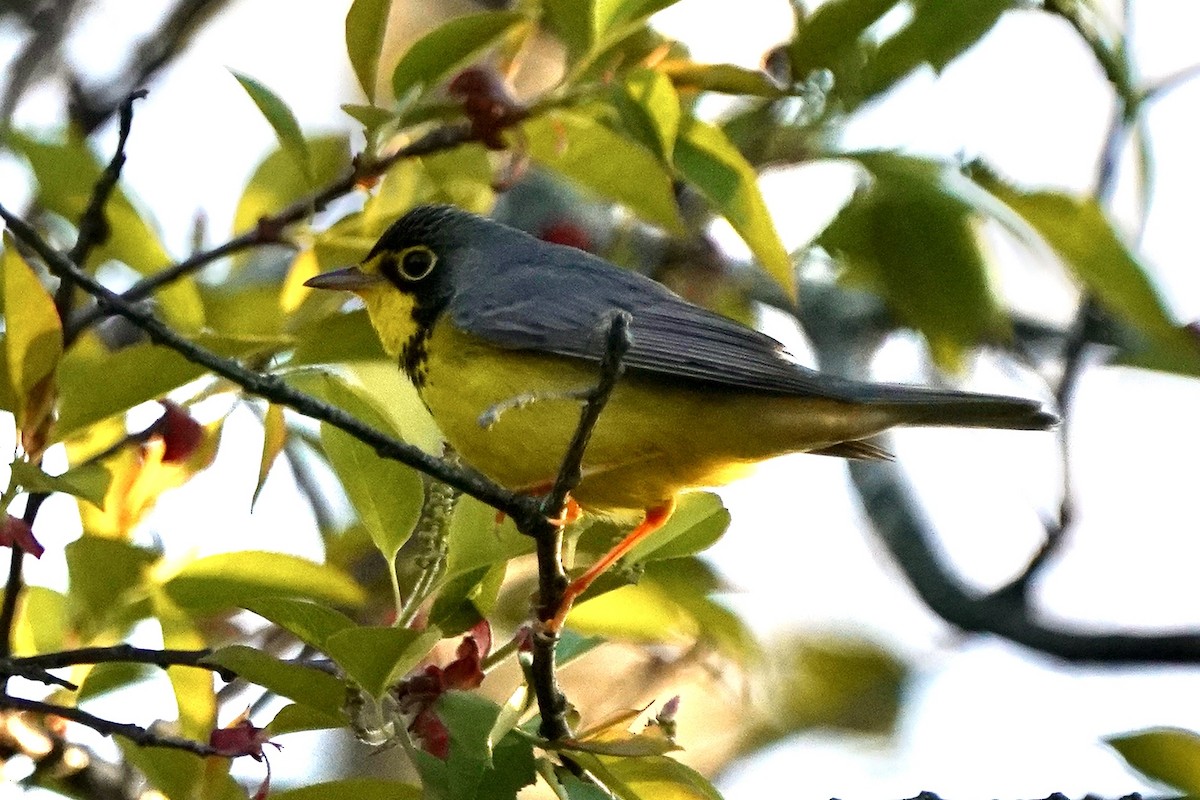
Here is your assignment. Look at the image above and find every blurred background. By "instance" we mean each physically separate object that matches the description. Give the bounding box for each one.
[2,0,1199,797]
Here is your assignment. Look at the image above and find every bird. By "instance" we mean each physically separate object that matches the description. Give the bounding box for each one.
[305,203,1056,630]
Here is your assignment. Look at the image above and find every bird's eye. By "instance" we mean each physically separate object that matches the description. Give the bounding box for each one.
[398,246,436,281]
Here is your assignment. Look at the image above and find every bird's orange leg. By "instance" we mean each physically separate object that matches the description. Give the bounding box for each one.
[546,498,676,634]
[495,489,582,528]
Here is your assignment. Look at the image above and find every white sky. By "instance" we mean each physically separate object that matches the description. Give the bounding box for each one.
[4,1,1200,798]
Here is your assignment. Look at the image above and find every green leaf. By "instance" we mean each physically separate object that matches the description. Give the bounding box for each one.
[429,562,506,637]
[9,134,204,332]
[203,645,345,717]
[567,581,697,644]
[1108,728,1200,794]
[819,153,1008,369]
[232,70,312,181]
[8,459,111,507]
[983,180,1197,362]
[616,68,681,162]
[675,118,794,296]
[323,625,441,697]
[862,0,1015,99]
[271,779,422,800]
[787,0,896,77]
[659,61,785,97]
[77,661,155,701]
[267,703,346,736]
[570,753,724,800]
[591,0,681,47]
[3,236,62,432]
[242,597,357,650]
[13,586,67,656]
[65,538,158,636]
[521,111,685,233]
[54,335,204,442]
[253,403,287,508]
[234,135,350,237]
[623,491,729,562]
[290,309,387,366]
[321,419,424,559]
[410,692,536,800]
[163,551,367,612]
[345,0,393,102]
[443,496,533,583]
[391,11,526,102]
[341,103,395,131]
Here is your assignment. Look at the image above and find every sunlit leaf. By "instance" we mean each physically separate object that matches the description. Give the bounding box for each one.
[153,589,216,740]
[616,68,681,162]
[659,60,785,97]
[267,703,345,736]
[280,249,321,314]
[675,118,794,295]
[3,236,62,440]
[345,0,393,102]
[323,625,440,697]
[290,310,387,366]
[787,0,894,77]
[204,645,345,716]
[341,103,394,130]
[243,596,357,650]
[570,752,723,800]
[443,496,532,583]
[163,551,367,612]
[521,111,685,234]
[567,582,697,644]
[77,661,155,701]
[9,134,204,332]
[271,778,422,800]
[234,135,350,237]
[8,459,110,508]
[623,491,729,562]
[65,537,158,635]
[429,562,506,637]
[591,0,681,46]
[1108,728,1200,794]
[253,403,287,508]
[391,11,526,102]
[13,586,67,656]
[232,70,312,181]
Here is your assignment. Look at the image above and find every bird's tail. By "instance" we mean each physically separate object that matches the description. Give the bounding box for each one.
[858,385,1058,431]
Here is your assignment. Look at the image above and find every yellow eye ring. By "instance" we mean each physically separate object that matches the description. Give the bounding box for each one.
[397,245,437,281]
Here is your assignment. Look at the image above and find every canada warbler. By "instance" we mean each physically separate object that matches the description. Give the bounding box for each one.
[306,204,1055,628]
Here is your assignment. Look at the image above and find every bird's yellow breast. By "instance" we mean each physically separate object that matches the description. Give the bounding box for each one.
[412,319,884,514]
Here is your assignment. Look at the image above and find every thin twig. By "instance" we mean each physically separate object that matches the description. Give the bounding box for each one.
[524,312,632,743]
[66,123,475,338]
[0,694,223,757]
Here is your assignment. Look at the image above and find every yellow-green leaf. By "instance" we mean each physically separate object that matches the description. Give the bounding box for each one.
[324,625,441,697]
[1108,728,1200,794]
[616,68,681,162]
[675,118,794,295]
[8,459,111,507]
[660,60,785,97]
[253,403,287,508]
[203,645,345,717]
[232,70,312,181]
[2,237,62,432]
[345,0,393,102]
[271,779,422,800]
[163,551,367,612]
[234,135,350,237]
[267,703,345,736]
[390,11,526,102]
[242,596,357,651]
[521,111,685,234]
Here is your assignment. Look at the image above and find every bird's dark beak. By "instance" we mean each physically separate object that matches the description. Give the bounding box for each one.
[304,266,384,292]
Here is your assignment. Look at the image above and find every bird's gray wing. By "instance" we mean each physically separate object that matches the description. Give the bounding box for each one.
[448,249,860,400]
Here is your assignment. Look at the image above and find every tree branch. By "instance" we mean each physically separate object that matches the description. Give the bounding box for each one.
[0,694,223,757]
[7,645,219,675]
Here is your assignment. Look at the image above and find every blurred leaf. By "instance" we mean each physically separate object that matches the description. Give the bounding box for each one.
[119,739,245,800]
[591,0,680,43]
[342,103,395,130]
[983,180,1200,370]
[541,0,591,59]
[560,773,617,800]
[13,586,67,656]
[253,403,287,508]
[862,0,1015,99]
[323,625,440,698]
[417,144,496,214]
[675,118,794,296]
[77,661,155,701]
[204,645,345,716]
[1108,728,1200,794]
[234,135,350,237]
[616,68,681,162]
[646,558,759,663]
[443,496,533,583]
[267,703,345,736]
[243,596,357,650]
[2,236,62,437]
[232,71,312,181]
[280,248,321,314]
[8,459,110,508]
[53,334,204,442]
[345,0,393,102]
[163,551,367,612]
[739,633,905,757]
[557,629,604,666]
[271,779,422,800]
[290,310,387,366]
[570,753,723,800]
[10,134,204,331]
[0,337,14,412]
[659,60,785,97]
[429,562,506,637]
[787,0,894,78]
[521,111,685,233]
[567,582,697,644]
[624,492,729,562]
[322,417,424,559]
[410,692,535,800]
[391,11,526,102]
[820,153,1008,369]
[152,589,216,740]
[65,537,157,635]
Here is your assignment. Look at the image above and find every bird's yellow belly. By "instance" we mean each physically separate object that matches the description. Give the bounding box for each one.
[417,323,886,514]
